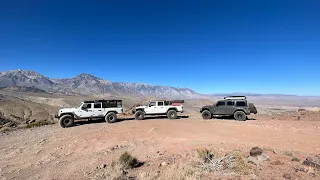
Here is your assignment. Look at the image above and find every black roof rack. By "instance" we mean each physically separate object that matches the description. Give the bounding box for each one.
[151,100,185,103]
[84,99,122,103]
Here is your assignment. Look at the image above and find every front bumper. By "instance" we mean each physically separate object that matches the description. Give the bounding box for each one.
[54,113,59,118]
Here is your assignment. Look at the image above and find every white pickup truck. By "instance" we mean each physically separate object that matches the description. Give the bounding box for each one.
[133,100,184,120]
[54,100,123,128]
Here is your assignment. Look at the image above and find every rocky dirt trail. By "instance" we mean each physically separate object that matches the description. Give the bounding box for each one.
[1,116,320,179]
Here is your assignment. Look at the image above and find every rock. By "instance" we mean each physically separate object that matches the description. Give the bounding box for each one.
[302,154,320,169]
[250,147,263,157]
[248,153,270,166]
[160,161,168,167]
[283,173,292,179]
[98,164,107,169]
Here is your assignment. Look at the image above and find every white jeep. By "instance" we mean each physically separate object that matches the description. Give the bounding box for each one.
[54,100,123,128]
[133,100,184,120]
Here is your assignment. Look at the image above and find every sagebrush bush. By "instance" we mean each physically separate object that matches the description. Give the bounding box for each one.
[119,151,139,169]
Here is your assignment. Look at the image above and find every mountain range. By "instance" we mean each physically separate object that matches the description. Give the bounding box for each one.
[0,69,204,98]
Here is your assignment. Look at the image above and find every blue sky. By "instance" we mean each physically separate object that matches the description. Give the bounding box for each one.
[0,0,319,95]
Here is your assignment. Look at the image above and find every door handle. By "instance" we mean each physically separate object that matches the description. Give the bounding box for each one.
[98,110,102,111]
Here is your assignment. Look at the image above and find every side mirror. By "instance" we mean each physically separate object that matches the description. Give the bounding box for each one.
[81,106,86,110]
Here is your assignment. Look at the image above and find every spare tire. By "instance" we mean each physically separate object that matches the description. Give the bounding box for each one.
[249,103,258,114]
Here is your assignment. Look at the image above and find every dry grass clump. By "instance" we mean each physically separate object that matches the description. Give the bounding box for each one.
[94,162,125,180]
[195,148,252,176]
[0,126,11,132]
[25,120,53,129]
[139,164,199,180]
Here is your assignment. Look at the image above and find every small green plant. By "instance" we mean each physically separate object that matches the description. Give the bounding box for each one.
[291,157,301,162]
[119,151,139,169]
[25,120,53,129]
[283,151,293,157]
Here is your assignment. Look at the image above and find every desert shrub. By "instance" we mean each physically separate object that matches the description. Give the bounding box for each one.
[283,151,293,157]
[291,157,301,162]
[196,147,214,163]
[25,120,53,129]
[119,151,139,169]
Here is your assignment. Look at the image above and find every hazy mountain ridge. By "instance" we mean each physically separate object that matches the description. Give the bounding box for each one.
[0,69,202,98]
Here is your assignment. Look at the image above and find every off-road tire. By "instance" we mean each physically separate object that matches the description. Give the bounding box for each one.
[135,111,144,120]
[59,114,74,128]
[202,110,212,119]
[105,112,117,123]
[234,111,246,121]
[167,110,177,119]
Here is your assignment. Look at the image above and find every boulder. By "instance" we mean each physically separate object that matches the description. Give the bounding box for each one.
[250,146,263,157]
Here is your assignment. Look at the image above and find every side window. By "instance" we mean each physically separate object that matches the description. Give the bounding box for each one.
[149,102,156,106]
[217,101,226,107]
[236,101,246,107]
[158,102,164,106]
[83,103,92,109]
[227,101,234,106]
[94,103,102,108]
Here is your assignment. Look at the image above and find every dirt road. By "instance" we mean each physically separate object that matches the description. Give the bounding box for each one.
[1,117,320,179]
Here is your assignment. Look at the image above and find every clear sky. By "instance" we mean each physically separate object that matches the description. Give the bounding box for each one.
[0,0,319,95]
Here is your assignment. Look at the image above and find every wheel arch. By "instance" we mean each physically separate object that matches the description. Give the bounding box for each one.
[167,108,178,113]
[60,113,75,119]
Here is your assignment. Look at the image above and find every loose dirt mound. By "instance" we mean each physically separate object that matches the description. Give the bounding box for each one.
[0,94,58,130]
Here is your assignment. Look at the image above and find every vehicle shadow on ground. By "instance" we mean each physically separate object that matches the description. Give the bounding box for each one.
[74,115,190,126]
[213,116,257,121]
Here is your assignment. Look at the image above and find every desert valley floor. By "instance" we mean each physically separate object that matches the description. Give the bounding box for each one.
[1,114,320,180]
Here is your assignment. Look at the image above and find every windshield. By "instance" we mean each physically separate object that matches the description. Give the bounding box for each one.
[77,103,83,108]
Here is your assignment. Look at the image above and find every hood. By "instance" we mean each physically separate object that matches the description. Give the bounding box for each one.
[59,108,78,113]
[202,105,215,109]
[135,105,147,109]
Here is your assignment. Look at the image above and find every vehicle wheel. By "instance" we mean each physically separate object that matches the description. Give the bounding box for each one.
[202,110,212,119]
[167,110,177,119]
[59,115,74,128]
[135,111,144,120]
[105,112,117,123]
[234,111,246,121]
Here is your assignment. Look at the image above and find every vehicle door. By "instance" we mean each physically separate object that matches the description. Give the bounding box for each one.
[212,101,227,115]
[226,101,235,114]
[157,101,166,113]
[92,102,104,117]
[145,101,157,114]
[76,103,94,118]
